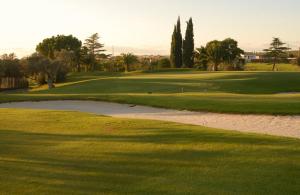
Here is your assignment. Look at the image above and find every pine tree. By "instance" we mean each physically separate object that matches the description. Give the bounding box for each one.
[175,17,183,68]
[264,38,290,71]
[183,18,194,68]
[84,33,105,71]
[170,26,177,68]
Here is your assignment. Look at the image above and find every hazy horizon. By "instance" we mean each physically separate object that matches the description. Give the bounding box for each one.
[1,0,300,58]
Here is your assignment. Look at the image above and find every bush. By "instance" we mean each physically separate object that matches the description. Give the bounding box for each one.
[158,58,171,69]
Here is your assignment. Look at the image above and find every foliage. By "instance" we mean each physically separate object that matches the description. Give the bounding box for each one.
[24,53,67,88]
[205,40,223,71]
[83,33,106,71]
[264,38,290,71]
[0,53,23,78]
[157,58,171,69]
[195,47,208,70]
[36,34,81,58]
[170,17,183,68]
[121,53,138,72]
[183,18,194,68]
[204,38,244,71]
[36,35,81,75]
[221,38,244,68]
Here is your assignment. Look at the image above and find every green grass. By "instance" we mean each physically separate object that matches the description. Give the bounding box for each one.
[0,109,299,194]
[1,70,300,115]
[245,63,300,71]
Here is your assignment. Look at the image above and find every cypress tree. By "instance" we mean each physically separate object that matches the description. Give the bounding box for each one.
[183,18,194,68]
[170,26,177,68]
[175,17,183,68]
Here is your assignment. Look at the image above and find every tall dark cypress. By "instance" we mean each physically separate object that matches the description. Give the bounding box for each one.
[170,26,177,68]
[183,18,194,68]
[175,17,183,68]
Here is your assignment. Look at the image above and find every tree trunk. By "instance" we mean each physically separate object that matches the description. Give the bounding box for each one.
[47,79,55,89]
[46,73,55,89]
[125,64,129,72]
[272,57,276,71]
[213,64,218,71]
[76,64,81,72]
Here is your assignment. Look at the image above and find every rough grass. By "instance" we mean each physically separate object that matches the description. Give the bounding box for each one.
[1,71,300,115]
[0,109,299,194]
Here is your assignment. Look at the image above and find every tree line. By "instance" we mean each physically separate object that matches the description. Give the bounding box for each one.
[0,19,298,90]
[170,17,245,71]
[0,33,111,89]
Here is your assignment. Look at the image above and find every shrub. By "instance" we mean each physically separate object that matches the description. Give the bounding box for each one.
[158,58,171,68]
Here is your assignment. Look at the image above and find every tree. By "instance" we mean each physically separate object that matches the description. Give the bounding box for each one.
[121,53,138,72]
[175,17,183,68]
[84,33,106,71]
[36,35,82,72]
[221,38,244,70]
[170,17,183,68]
[195,47,208,70]
[183,18,194,68]
[206,40,223,71]
[0,53,23,78]
[264,38,290,71]
[158,58,171,69]
[25,53,66,89]
[170,26,177,68]
[221,38,244,64]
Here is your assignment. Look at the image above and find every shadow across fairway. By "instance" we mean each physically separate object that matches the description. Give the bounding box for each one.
[0,127,300,194]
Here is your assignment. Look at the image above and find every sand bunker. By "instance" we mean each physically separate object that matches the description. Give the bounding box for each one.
[0,101,299,139]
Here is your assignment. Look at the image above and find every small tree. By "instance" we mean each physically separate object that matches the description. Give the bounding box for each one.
[264,38,290,71]
[121,53,138,72]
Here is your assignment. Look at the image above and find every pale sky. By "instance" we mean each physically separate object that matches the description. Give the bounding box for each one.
[1,0,300,57]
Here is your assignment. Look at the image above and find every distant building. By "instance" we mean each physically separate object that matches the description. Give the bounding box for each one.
[242,52,260,62]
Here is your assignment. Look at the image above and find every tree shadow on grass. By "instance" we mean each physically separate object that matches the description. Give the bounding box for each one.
[0,128,300,194]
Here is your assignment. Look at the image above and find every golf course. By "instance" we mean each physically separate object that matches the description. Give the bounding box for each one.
[1,1,300,194]
[1,70,300,194]
[1,70,300,114]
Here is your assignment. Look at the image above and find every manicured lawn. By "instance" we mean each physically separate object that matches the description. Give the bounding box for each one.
[245,63,300,71]
[0,109,299,194]
[1,71,300,115]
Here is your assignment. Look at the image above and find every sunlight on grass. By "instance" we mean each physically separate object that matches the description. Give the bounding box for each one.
[1,71,300,114]
[0,109,299,194]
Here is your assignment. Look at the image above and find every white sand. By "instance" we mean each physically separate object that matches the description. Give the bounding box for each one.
[0,100,299,139]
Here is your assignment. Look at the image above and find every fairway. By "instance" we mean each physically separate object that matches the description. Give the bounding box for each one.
[0,109,299,194]
[1,71,300,115]
[245,63,300,72]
